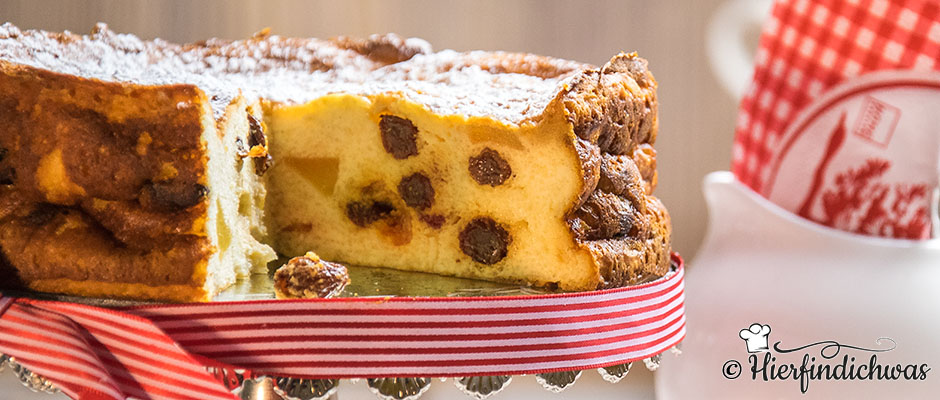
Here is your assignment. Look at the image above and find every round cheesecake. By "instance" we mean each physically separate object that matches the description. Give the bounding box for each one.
[0,23,670,301]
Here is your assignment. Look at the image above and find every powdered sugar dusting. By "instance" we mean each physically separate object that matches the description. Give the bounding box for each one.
[0,23,587,124]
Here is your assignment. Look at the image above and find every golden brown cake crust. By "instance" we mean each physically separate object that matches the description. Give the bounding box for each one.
[273,252,350,299]
[0,61,214,300]
[560,53,672,287]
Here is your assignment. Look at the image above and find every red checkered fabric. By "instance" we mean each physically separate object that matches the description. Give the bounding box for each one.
[732,0,940,190]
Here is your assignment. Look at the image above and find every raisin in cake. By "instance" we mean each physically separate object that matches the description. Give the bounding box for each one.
[0,23,670,301]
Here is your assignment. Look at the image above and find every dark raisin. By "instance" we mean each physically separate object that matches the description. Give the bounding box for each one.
[140,181,208,211]
[379,115,419,159]
[24,204,60,226]
[0,148,7,162]
[398,173,434,210]
[247,114,266,148]
[419,213,445,229]
[247,113,272,175]
[469,148,512,186]
[0,167,14,185]
[346,200,395,227]
[459,217,511,264]
[255,154,273,175]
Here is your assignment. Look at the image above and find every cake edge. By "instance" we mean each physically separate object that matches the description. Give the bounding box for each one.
[0,59,273,302]
[557,52,672,289]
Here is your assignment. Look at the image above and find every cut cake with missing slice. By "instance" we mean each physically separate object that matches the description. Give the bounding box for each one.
[0,23,670,301]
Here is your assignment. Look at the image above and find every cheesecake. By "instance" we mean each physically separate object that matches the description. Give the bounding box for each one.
[0,23,670,301]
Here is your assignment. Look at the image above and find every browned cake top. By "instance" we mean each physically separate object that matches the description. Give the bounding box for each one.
[0,23,590,123]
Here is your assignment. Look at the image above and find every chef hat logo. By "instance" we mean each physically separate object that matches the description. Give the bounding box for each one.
[739,323,772,353]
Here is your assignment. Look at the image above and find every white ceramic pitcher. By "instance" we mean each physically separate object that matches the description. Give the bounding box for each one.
[655,171,940,398]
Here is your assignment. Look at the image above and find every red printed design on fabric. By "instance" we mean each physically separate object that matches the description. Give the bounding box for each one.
[733,0,940,238]
[818,158,930,238]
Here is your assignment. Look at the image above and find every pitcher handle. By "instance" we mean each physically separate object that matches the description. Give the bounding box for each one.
[706,0,774,100]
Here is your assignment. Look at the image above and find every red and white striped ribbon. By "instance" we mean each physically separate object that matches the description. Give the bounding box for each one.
[0,256,684,399]
[0,296,237,400]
